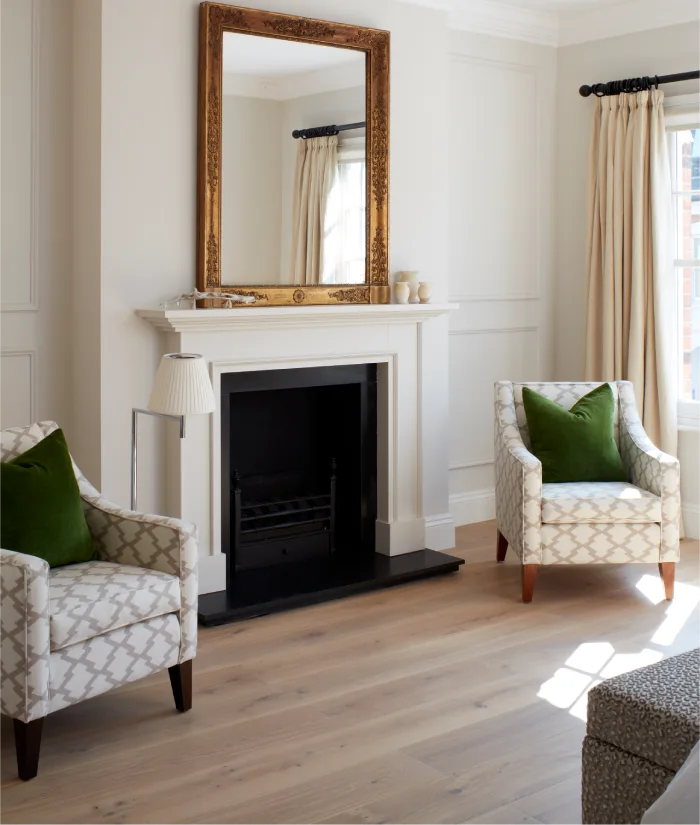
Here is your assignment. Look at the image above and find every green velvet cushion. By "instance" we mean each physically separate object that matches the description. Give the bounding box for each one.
[1,428,95,567]
[521,383,627,484]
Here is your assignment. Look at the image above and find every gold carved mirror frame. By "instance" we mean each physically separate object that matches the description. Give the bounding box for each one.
[196,2,390,306]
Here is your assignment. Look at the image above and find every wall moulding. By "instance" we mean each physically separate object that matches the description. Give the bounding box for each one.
[448,294,540,303]
[1,0,39,313]
[448,325,539,336]
[0,350,38,423]
[447,54,542,303]
[449,457,493,471]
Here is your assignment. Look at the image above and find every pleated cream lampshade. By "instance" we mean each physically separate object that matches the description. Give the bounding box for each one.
[148,353,216,416]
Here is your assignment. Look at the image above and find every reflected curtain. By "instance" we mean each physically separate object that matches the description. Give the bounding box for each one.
[584,89,677,457]
[290,135,338,285]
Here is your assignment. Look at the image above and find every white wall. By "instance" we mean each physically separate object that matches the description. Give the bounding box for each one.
[554,21,700,536]
[221,95,283,284]
[447,30,557,525]
[1,0,73,436]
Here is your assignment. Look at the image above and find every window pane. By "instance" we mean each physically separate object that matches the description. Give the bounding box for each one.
[322,158,366,284]
[679,266,700,400]
[673,193,700,259]
[673,129,700,193]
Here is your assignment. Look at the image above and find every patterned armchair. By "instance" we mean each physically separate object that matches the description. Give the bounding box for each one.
[0,422,198,780]
[494,381,680,602]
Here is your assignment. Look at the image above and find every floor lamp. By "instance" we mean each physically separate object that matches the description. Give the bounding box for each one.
[131,353,216,511]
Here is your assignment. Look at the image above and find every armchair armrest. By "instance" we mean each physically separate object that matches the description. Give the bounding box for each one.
[618,382,680,562]
[78,478,198,662]
[494,382,543,564]
[0,549,50,722]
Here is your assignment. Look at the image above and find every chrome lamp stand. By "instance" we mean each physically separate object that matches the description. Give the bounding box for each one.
[130,408,186,511]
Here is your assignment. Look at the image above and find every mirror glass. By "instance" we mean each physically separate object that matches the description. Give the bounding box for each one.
[221,32,366,287]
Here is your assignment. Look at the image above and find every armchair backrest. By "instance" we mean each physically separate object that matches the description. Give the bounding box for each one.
[508,382,621,449]
[1,421,59,463]
[0,420,90,495]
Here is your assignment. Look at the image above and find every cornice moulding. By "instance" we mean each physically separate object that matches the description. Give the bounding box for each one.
[449,0,558,47]
[393,0,699,48]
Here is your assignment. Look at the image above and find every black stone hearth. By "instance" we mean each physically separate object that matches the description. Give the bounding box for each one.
[198,550,463,625]
[197,364,463,626]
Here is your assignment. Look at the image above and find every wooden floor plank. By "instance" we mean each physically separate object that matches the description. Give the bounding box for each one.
[1,523,698,825]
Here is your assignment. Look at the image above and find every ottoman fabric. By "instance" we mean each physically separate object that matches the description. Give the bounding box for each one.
[586,649,700,772]
[582,736,674,825]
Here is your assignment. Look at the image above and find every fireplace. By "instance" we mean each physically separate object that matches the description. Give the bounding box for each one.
[196,360,462,625]
[138,303,463,625]
[222,364,377,579]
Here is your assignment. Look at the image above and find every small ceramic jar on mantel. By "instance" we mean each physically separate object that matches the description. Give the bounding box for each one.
[394,280,410,304]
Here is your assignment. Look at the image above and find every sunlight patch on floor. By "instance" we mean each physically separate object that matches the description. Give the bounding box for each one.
[537,668,592,710]
[536,577,699,724]
[600,648,663,678]
[565,642,614,673]
[635,573,666,605]
[652,581,700,646]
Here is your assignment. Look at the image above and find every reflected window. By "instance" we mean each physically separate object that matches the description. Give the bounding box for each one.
[323,139,366,285]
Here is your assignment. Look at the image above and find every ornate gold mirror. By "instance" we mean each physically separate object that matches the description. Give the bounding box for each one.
[197,3,390,306]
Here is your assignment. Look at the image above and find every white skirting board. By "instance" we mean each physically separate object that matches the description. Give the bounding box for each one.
[424,513,457,551]
[450,488,495,526]
[683,504,700,540]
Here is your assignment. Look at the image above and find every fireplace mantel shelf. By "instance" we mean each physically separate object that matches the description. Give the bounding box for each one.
[137,303,458,333]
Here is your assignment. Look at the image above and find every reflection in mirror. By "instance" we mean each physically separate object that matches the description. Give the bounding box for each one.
[221,32,366,287]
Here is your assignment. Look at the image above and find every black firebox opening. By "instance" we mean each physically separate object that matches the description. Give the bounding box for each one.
[221,365,377,592]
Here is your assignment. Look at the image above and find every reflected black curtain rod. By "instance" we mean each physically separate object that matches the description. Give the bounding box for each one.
[292,121,365,139]
[579,70,700,97]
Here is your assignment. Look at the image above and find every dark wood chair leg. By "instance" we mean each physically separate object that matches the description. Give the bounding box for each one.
[497,530,508,563]
[13,717,43,781]
[168,659,193,712]
[659,562,675,601]
[522,564,538,603]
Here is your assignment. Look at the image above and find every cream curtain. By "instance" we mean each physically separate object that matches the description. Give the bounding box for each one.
[289,135,338,285]
[584,89,677,457]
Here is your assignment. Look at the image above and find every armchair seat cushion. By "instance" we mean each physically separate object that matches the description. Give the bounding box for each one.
[48,561,181,651]
[542,482,661,524]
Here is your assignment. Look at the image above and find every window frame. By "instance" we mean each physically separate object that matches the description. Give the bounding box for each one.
[666,94,700,424]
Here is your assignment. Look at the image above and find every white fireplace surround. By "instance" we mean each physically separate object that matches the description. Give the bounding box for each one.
[138,303,457,595]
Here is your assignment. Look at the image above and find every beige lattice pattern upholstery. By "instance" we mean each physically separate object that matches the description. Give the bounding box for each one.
[0,421,198,725]
[494,382,680,593]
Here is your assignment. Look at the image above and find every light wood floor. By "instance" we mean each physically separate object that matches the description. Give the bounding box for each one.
[2,521,699,825]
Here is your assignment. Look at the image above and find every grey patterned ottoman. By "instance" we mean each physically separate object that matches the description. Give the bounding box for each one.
[582,649,700,824]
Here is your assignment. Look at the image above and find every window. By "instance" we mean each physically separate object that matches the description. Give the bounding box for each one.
[670,128,700,401]
[322,139,366,285]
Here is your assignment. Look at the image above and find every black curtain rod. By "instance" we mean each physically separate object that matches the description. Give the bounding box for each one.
[292,121,365,139]
[579,70,700,97]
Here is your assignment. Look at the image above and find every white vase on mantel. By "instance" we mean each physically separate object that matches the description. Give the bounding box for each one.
[396,271,420,304]
[418,282,432,304]
[394,280,410,304]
